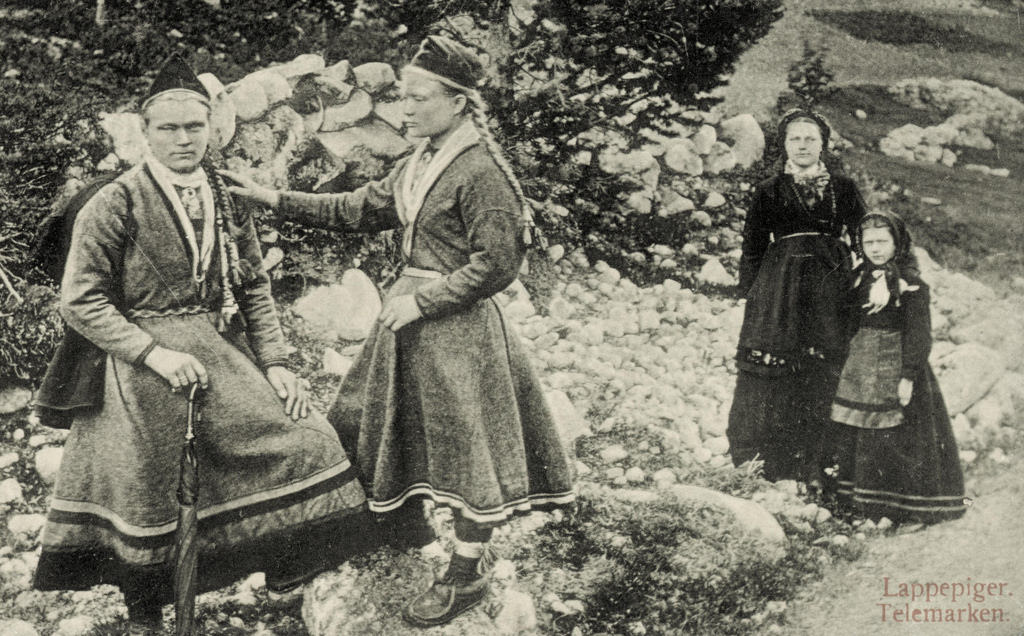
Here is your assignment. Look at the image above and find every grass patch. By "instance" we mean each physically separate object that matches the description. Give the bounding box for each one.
[810,9,1024,57]
[524,489,822,635]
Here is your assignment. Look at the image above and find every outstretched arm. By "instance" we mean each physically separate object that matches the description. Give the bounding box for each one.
[220,165,404,233]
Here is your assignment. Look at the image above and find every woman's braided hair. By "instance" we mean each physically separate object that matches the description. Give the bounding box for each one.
[409,35,539,245]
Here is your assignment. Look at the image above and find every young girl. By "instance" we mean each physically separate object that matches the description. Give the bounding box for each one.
[222,35,575,627]
[821,210,966,523]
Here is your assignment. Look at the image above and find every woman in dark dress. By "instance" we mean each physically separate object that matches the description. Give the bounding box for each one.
[821,211,966,523]
[727,109,867,482]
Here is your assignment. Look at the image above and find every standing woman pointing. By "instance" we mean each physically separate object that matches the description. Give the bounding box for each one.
[222,36,575,627]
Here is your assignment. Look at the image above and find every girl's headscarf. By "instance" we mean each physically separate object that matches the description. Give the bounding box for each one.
[854,210,921,305]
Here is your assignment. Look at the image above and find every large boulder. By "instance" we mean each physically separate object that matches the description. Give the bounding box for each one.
[718,114,765,167]
[292,269,382,341]
[606,485,785,561]
[303,554,538,636]
[933,343,1006,415]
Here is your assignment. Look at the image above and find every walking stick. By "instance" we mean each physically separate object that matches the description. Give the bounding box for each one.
[174,382,202,635]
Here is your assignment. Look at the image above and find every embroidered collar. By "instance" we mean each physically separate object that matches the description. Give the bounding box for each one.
[145,154,216,282]
[396,120,480,256]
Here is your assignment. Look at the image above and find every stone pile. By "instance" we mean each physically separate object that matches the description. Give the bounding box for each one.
[878,78,1021,176]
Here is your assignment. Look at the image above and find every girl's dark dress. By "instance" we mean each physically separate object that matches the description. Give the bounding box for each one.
[727,172,865,481]
[821,268,966,523]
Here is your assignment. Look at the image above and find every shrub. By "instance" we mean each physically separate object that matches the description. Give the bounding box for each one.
[787,40,836,107]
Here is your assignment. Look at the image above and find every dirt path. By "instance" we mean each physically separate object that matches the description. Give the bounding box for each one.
[772,453,1024,635]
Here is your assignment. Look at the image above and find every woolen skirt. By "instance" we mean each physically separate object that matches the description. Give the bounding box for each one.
[329,275,576,528]
[34,312,377,599]
[819,365,967,523]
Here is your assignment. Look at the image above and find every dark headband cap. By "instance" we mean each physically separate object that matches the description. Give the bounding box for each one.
[408,35,484,90]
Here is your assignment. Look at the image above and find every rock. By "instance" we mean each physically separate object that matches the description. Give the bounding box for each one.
[662,139,703,175]
[704,436,729,455]
[98,112,146,165]
[855,109,867,120]
[831,535,850,547]
[690,210,713,227]
[322,60,354,83]
[8,513,45,540]
[0,478,24,505]
[249,69,293,104]
[292,270,382,341]
[660,190,695,216]
[691,124,717,154]
[0,556,33,590]
[372,99,405,131]
[504,298,537,321]
[320,89,373,131]
[0,619,38,636]
[302,564,386,635]
[0,450,17,471]
[322,348,353,377]
[303,558,514,635]
[0,385,32,414]
[940,148,957,167]
[920,197,941,206]
[352,62,396,95]
[696,258,735,287]
[316,120,412,165]
[548,296,575,320]
[271,53,326,80]
[545,390,592,449]
[703,142,737,174]
[197,72,237,149]
[54,616,95,636]
[230,77,270,121]
[547,244,565,263]
[35,446,64,486]
[933,343,1006,414]
[666,485,786,553]
[600,444,629,464]
[718,114,765,167]
[704,191,726,208]
[493,588,538,635]
[624,467,646,483]
[652,468,677,486]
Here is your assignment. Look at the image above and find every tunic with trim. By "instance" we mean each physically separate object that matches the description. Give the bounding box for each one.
[34,163,375,599]
[278,142,576,526]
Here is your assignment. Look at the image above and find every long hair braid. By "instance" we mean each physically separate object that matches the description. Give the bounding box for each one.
[464,90,542,247]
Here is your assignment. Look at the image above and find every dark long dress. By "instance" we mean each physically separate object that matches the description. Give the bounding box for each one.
[278,139,576,529]
[820,273,966,522]
[727,172,866,481]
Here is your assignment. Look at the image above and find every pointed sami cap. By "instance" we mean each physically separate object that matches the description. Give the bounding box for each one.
[142,54,210,111]
[407,35,484,91]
